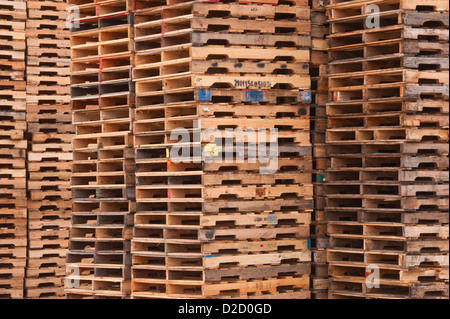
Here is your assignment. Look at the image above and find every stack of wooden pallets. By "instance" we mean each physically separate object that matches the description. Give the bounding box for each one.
[0,0,27,299]
[131,0,313,299]
[67,0,135,299]
[25,0,72,299]
[309,0,329,299]
[325,0,449,299]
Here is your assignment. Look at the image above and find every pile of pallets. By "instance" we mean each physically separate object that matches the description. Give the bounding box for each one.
[309,0,329,299]
[0,0,27,299]
[325,0,449,299]
[67,0,135,299]
[25,0,72,299]
[131,0,313,299]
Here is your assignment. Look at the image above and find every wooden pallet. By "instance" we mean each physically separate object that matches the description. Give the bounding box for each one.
[329,280,448,299]
[192,2,310,19]
[134,60,310,79]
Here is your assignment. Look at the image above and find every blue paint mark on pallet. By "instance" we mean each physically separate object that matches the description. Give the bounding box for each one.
[299,90,312,102]
[198,89,211,101]
[245,90,264,102]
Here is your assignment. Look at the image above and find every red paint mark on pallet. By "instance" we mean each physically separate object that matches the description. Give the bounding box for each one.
[239,1,277,6]
[78,17,99,23]
[103,12,130,20]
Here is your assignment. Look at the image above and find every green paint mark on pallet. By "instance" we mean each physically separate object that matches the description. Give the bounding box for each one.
[316,174,325,183]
